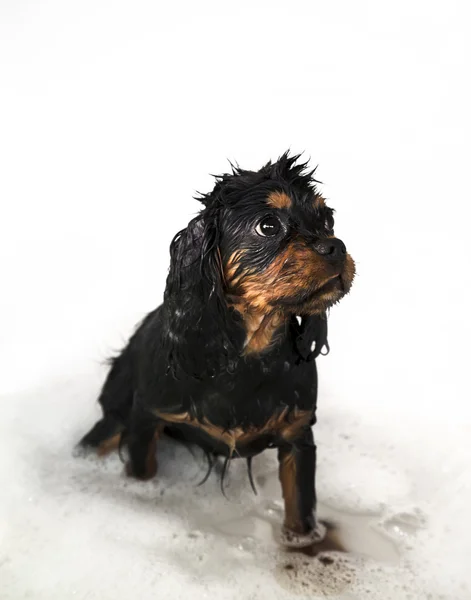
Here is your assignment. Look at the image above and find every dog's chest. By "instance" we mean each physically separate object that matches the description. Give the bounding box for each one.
[153,358,317,457]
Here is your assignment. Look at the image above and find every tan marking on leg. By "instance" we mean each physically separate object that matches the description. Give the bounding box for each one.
[125,424,163,480]
[279,450,301,532]
[143,432,158,479]
[97,433,121,457]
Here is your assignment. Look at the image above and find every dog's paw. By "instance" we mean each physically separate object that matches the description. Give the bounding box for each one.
[72,444,88,458]
[281,521,327,549]
[125,459,157,481]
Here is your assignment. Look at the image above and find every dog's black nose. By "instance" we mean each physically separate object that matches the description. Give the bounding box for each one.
[313,238,347,261]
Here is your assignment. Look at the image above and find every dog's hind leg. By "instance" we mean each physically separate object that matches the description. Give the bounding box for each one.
[125,404,161,480]
[78,348,135,455]
[79,415,124,455]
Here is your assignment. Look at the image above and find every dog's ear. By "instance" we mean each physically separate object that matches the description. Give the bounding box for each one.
[162,209,234,378]
[295,313,329,362]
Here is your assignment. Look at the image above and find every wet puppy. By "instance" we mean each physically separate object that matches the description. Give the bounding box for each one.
[79,152,355,547]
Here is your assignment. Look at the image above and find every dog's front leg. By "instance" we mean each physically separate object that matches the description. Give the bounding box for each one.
[278,427,323,547]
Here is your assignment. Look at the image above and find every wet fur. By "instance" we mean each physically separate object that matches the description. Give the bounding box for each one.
[79,152,355,544]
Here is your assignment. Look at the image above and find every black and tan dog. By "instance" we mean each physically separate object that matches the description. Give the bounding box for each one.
[79,152,355,548]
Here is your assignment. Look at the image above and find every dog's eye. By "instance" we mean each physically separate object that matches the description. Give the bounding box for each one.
[255,215,282,237]
[325,215,334,232]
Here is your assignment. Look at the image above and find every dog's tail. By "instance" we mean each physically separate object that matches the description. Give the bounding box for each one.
[78,347,135,454]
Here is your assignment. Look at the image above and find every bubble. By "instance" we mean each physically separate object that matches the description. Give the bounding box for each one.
[275,552,357,596]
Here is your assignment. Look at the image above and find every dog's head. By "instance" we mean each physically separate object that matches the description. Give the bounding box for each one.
[217,157,355,316]
[163,152,355,376]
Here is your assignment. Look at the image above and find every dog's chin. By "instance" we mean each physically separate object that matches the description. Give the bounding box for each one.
[275,274,351,314]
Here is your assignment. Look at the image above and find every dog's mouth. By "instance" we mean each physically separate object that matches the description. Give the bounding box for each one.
[315,274,345,295]
[276,273,350,310]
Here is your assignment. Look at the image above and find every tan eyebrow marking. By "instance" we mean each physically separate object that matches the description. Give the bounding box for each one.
[267,191,292,209]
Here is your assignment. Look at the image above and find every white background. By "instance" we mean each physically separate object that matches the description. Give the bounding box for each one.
[1,1,470,599]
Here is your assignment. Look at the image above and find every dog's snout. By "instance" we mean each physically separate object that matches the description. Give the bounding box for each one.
[313,238,347,261]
